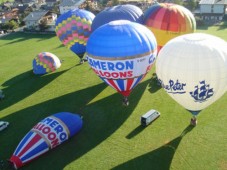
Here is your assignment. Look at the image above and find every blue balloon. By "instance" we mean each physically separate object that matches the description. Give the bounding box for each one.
[91,4,144,32]
[10,112,83,169]
[87,20,157,104]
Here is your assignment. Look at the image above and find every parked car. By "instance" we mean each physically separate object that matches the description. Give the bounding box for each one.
[0,121,9,131]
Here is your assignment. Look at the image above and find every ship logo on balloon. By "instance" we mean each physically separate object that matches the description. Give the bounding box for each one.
[190,80,214,102]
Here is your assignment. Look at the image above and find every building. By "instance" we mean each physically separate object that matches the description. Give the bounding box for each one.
[0,8,19,24]
[199,0,227,21]
[23,10,57,31]
[59,0,86,14]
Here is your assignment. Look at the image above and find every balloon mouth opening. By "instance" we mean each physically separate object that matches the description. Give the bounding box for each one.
[120,90,131,97]
[9,156,22,169]
[187,110,201,116]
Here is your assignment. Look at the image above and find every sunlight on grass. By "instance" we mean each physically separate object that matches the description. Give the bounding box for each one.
[0,26,227,170]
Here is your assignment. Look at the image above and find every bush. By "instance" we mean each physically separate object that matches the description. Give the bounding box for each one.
[195,16,205,26]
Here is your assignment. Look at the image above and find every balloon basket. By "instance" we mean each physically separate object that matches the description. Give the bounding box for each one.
[190,116,197,126]
[122,97,129,106]
[79,58,88,65]
[79,59,84,64]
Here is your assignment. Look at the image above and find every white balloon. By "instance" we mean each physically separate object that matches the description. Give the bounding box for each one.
[156,33,227,112]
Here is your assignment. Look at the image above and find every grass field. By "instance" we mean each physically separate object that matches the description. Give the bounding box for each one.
[0,26,227,170]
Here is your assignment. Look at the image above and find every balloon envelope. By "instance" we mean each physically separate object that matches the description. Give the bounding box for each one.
[10,112,83,169]
[144,3,196,52]
[55,9,95,58]
[156,33,227,114]
[87,20,157,97]
[91,4,144,32]
[33,52,61,75]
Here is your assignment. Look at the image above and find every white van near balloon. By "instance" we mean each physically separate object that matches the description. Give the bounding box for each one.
[156,33,227,125]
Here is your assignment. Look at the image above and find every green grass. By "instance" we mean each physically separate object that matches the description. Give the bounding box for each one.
[0,0,13,3]
[0,27,227,170]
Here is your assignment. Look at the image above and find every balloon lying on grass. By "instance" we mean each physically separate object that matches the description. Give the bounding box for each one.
[9,112,83,169]
[143,3,196,52]
[55,9,95,64]
[156,33,227,126]
[91,4,144,32]
[33,52,61,75]
[86,20,157,106]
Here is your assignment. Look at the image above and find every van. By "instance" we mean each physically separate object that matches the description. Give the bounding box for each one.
[141,109,160,126]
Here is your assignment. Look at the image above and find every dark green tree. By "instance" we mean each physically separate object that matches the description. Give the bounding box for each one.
[5,20,19,30]
[39,19,49,31]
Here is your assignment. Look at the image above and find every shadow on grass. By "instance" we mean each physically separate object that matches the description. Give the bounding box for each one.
[197,25,209,30]
[0,32,55,47]
[217,21,227,30]
[148,73,161,93]
[52,44,65,50]
[0,69,70,111]
[0,80,149,170]
[126,125,144,139]
[112,125,195,170]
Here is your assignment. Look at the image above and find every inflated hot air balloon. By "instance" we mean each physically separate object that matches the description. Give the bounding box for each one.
[9,112,83,169]
[156,33,227,126]
[143,3,196,52]
[33,52,61,75]
[86,20,157,106]
[91,4,144,32]
[55,9,95,64]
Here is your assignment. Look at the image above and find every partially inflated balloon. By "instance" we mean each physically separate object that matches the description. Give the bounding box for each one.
[91,4,144,32]
[87,20,157,105]
[33,52,61,75]
[55,9,95,61]
[144,3,196,52]
[9,112,83,169]
[156,33,227,116]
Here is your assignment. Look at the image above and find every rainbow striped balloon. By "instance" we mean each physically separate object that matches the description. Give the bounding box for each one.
[55,9,95,59]
[144,3,196,52]
[33,52,61,75]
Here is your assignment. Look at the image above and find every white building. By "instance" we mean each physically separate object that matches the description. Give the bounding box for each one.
[23,10,57,31]
[59,0,86,14]
[199,0,227,20]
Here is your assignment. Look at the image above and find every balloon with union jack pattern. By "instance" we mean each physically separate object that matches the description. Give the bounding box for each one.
[55,9,95,63]
[9,112,83,169]
[86,20,157,105]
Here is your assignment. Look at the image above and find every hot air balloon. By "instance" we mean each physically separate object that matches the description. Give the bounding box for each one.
[86,20,157,106]
[91,4,144,32]
[33,52,61,75]
[143,3,196,52]
[55,9,95,64]
[9,112,83,169]
[156,33,227,126]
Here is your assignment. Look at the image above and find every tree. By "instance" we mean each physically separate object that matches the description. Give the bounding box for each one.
[5,20,19,30]
[39,19,49,31]
[112,0,119,6]
[173,0,183,6]
[184,0,197,11]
